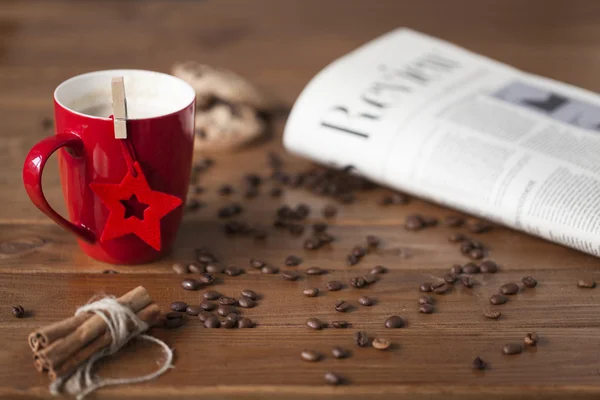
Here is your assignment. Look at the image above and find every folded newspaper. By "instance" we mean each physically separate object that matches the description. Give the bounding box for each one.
[284,28,600,257]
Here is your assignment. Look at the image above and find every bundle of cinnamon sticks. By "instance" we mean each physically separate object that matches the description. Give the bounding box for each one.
[28,286,161,381]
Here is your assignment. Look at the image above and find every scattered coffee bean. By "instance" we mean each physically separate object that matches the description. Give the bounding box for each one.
[198,273,215,284]
[350,276,366,288]
[270,187,283,197]
[366,235,380,248]
[522,276,537,288]
[288,224,305,235]
[303,237,322,250]
[306,267,327,275]
[331,321,348,329]
[306,318,323,330]
[316,232,335,244]
[351,246,366,258]
[490,294,508,305]
[188,263,204,274]
[578,279,596,288]
[372,338,391,350]
[450,264,463,275]
[445,215,465,227]
[500,283,519,295]
[448,233,467,243]
[347,254,360,266]
[460,241,474,255]
[358,296,374,306]
[370,265,387,274]
[12,305,25,318]
[172,263,188,274]
[238,317,254,328]
[205,263,223,274]
[479,260,498,273]
[238,297,256,308]
[281,270,300,281]
[433,283,450,294]
[243,186,258,199]
[224,266,243,276]
[470,240,484,249]
[324,372,343,386]
[460,276,475,288]
[462,263,480,274]
[186,306,202,316]
[204,290,221,300]
[419,303,434,314]
[285,255,302,266]
[217,305,237,317]
[165,311,182,320]
[185,198,201,212]
[218,203,243,218]
[468,220,493,234]
[354,331,369,347]
[170,301,188,312]
[384,315,405,328]
[362,274,378,285]
[261,265,279,274]
[241,289,258,300]
[444,274,457,284]
[469,249,484,260]
[472,356,487,370]
[483,309,501,319]
[323,204,338,218]
[419,282,433,292]
[218,184,234,196]
[200,301,216,311]
[196,248,218,263]
[419,295,434,305]
[204,316,221,328]
[524,332,539,346]
[197,311,212,322]
[502,343,523,355]
[164,317,184,329]
[326,281,343,291]
[303,288,319,297]
[422,215,438,227]
[226,313,238,323]
[335,300,351,312]
[331,347,348,359]
[313,222,328,233]
[221,319,237,329]
[250,259,266,269]
[301,350,322,362]
[181,278,201,291]
[405,214,424,231]
[219,296,238,306]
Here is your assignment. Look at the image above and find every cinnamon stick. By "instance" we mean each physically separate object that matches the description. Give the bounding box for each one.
[29,313,92,351]
[35,286,152,371]
[48,303,161,381]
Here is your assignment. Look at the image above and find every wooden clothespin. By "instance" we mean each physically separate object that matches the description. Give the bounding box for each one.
[111,77,128,139]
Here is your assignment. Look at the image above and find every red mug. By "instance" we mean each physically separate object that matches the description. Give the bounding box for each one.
[23,70,196,264]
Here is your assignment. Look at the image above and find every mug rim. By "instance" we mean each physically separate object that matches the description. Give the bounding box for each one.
[53,69,196,121]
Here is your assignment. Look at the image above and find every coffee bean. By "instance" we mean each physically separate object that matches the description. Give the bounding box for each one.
[238,297,256,308]
[419,295,434,305]
[250,259,266,269]
[197,311,212,322]
[306,318,323,330]
[578,279,596,288]
[217,305,237,317]
[470,240,484,249]
[172,263,189,274]
[204,316,221,328]
[331,321,348,329]
[313,222,328,233]
[323,204,337,218]
[469,249,484,260]
[186,306,202,316]
[372,338,391,350]
[204,290,221,300]
[483,309,501,319]
[500,283,519,295]
[419,303,434,314]
[185,198,201,212]
[281,270,300,281]
[238,317,254,328]
[198,273,214,284]
[490,294,508,305]
[460,276,475,288]
[226,313,238,323]
[355,331,370,347]
[460,241,474,255]
[448,233,467,243]
[362,274,378,285]
[165,311,182,320]
[479,260,498,273]
[316,232,335,244]
[306,267,327,275]
[445,215,465,228]
[324,372,343,386]
[502,343,522,355]
[200,301,216,311]
[224,266,243,276]
[196,248,218,263]
[221,319,237,329]
[205,263,223,274]
[469,220,493,234]
[188,263,204,274]
[285,255,302,266]
[347,254,359,266]
[522,276,537,288]
[433,283,450,294]
[366,235,380,248]
[370,265,387,274]
[420,282,434,293]
[358,296,374,306]
[300,350,322,362]
[331,347,348,359]
[12,305,25,318]
[350,276,366,288]
[405,214,424,231]
[261,265,279,274]
[422,216,438,227]
[384,315,405,328]
[444,274,457,284]
[181,279,201,291]
[450,264,463,275]
[472,356,487,370]
[288,224,305,235]
[218,184,234,196]
[270,187,283,197]
[219,296,238,306]
[241,289,258,300]
[326,281,343,291]
[164,317,184,329]
[462,263,480,274]
[243,186,258,199]
[524,332,539,346]
[170,301,188,312]
[303,288,319,297]
[335,300,351,312]
[303,237,322,250]
[351,246,366,258]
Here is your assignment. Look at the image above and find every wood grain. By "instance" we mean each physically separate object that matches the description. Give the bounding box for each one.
[2,0,600,399]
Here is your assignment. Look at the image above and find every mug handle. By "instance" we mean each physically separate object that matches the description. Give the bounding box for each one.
[23,133,96,243]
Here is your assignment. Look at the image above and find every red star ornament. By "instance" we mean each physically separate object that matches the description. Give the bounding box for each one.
[89,162,182,251]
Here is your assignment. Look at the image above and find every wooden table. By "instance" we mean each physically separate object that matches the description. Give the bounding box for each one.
[2,1,600,398]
